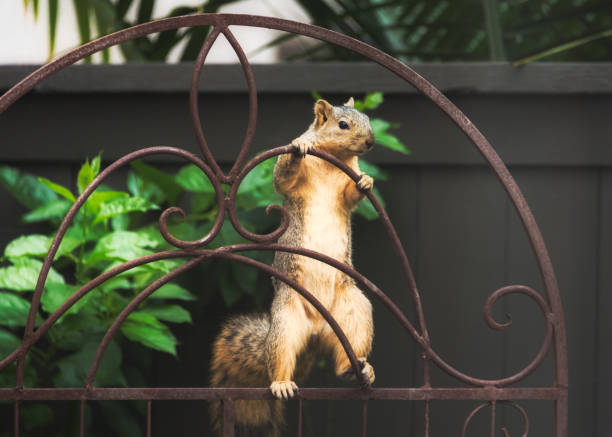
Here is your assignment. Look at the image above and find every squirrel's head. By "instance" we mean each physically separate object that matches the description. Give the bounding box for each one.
[310,98,375,158]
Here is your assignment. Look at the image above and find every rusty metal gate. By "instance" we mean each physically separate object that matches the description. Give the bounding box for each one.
[0,13,568,437]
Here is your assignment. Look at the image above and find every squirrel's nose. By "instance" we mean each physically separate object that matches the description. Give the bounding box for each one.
[365,134,375,149]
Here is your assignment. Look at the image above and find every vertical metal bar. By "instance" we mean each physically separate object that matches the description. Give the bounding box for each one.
[223,399,235,437]
[424,400,430,437]
[80,400,86,437]
[361,400,368,437]
[297,398,303,437]
[555,399,568,437]
[490,401,496,437]
[147,400,152,437]
[14,400,19,437]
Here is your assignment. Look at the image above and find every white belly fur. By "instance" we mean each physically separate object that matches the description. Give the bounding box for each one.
[299,186,350,307]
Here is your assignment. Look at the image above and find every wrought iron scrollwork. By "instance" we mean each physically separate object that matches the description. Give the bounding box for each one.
[462,401,530,437]
[0,13,568,437]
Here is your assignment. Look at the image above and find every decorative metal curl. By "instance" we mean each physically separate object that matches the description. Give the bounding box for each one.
[0,13,568,436]
[226,146,292,243]
[461,401,529,437]
[421,284,554,387]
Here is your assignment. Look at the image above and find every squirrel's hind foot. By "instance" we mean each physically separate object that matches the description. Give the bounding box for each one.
[360,360,375,386]
[270,380,298,400]
[339,358,375,386]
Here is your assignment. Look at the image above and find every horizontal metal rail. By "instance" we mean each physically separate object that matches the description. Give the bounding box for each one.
[0,387,566,401]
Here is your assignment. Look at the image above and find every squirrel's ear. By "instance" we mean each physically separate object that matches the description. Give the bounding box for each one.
[344,97,355,108]
[314,99,332,127]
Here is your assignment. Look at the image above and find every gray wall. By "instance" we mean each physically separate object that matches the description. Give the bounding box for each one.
[0,63,610,436]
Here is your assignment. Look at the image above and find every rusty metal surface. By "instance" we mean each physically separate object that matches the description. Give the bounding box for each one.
[0,13,567,436]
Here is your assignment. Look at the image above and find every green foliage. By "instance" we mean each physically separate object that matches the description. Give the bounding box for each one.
[23,0,612,64]
[282,0,612,63]
[0,92,406,436]
[24,0,241,62]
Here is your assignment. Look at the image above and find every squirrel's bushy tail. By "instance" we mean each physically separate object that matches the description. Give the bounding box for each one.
[209,314,283,437]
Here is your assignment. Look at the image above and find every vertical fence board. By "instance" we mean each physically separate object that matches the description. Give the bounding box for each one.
[417,166,507,436]
[597,169,612,437]
[506,167,599,437]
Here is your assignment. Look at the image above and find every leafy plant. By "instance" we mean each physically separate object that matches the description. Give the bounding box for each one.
[23,0,243,63]
[22,0,612,64]
[0,91,406,435]
[276,0,612,64]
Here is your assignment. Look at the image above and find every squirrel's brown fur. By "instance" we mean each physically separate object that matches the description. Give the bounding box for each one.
[210,98,375,436]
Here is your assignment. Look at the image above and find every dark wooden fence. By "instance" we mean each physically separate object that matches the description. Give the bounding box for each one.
[0,62,610,436]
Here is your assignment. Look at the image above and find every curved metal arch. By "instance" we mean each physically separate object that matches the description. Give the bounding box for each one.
[0,12,568,436]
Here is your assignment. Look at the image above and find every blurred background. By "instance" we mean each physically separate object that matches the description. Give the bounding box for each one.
[2,0,612,65]
[1,1,612,437]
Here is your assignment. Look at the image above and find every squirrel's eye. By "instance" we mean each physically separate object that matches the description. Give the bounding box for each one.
[339,121,349,130]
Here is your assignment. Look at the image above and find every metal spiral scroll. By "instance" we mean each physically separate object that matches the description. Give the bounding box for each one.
[0,12,568,437]
[461,401,530,437]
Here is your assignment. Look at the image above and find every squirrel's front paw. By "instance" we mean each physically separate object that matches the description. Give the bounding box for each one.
[291,138,313,157]
[270,380,298,400]
[357,174,374,192]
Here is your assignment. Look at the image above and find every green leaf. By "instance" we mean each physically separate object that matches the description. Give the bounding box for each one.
[40,283,86,317]
[54,339,125,387]
[175,164,215,193]
[4,235,51,258]
[77,154,101,194]
[355,186,386,221]
[121,312,178,356]
[38,177,76,202]
[219,270,243,307]
[85,230,159,266]
[130,160,182,204]
[116,0,133,19]
[87,191,129,214]
[0,258,64,291]
[101,277,131,293]
[21,403,54,430]
[72,0,91,44]
[359,159,389,181]
[311,90,323,101]
[47,0,59,58]
[235,157,281,210]
[140,304,192,324]
[238,158,276,194]
[94,196,159,223]
[231,263,258,295]
[127,171,166,205]
[0,328,21,360]
[513,28,612,66]
[46,312,106,351]
[137,0,154,23]
[354,92,384,111]
[370,118,410,155]
[0,166,58,210]
[191,192,215,213]
[111,213,130,231]
[0,292,33,326]
[23,199,71,223]
[180,25,211,61]
[150,283,196,301]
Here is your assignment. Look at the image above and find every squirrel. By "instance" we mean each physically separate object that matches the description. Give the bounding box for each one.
[210,98,376,436]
